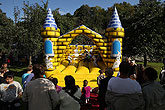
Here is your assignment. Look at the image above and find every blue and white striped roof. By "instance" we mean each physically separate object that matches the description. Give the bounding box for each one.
[107,7,122,29]
[43,8,58,30]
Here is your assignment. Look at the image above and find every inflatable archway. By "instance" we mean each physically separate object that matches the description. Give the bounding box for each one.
[57,25,107,65]
[41,7,124,88]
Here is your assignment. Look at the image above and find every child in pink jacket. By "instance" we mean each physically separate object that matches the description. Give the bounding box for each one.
[82,80,91,103]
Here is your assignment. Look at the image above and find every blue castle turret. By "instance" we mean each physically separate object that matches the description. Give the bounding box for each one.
[43,8,58,30]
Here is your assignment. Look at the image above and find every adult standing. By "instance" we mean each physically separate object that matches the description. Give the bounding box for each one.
[142,67,165,110]
[106,62,144,110]
[97,70,105,86]
[135,64,145,85]
[22,65,59,110]
[128,60,137,78]
[59,75,81,110]
[98,68,113,110]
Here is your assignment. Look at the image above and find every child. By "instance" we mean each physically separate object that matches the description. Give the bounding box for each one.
[82,80,91,103]
[0,72,23,110]
[1,62,9,72]
[67,54,73,65]
[0,68,7,84]
[22,65,33,89]
[50,78,62,93]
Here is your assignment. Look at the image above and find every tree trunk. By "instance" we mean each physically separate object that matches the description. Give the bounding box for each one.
[29,55,32,65]
[144,54,147,67]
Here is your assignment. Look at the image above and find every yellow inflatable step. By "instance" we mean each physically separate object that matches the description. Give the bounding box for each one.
[56,64,66,72]
[76,66,89,74]
[61,65,77,74]
[90,67,100,74]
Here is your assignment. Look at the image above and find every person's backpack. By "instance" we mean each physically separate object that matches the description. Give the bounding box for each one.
[159,67,165,85]
[65,90,85,106]
[2,84,17,102]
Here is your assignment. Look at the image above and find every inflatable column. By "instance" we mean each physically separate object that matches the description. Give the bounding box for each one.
[41,8,60,70]
[105,7,124,75]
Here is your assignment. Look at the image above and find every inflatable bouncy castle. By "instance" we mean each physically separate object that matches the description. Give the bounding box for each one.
[41,7,124,88]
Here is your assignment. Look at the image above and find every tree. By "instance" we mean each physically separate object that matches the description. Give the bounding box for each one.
[74,5,91,27]
[74,5,106,34]
[0,9,15,53]
[1,1,164,66]
[52,8,76,35]
[16,0,48,65]
[123,0,165,66]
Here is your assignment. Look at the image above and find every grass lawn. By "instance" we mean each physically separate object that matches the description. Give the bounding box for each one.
[14,76,22,85]
[9,66,27,86]
[146,62,164,75]
[11,62,164,84]
[137,62,164,81]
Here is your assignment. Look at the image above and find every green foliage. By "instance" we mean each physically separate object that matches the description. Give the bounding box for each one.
[0,9,15,53]
[74,5,106,34]
[53,9,76,35]
[0,0,164,64]
[18,1,48,57]
[123,1,165,61]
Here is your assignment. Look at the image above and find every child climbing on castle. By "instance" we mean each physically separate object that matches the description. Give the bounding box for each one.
[67,54,72,64]
[82,80,91,104]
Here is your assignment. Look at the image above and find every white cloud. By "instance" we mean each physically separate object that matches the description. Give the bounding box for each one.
[59,10,69,15]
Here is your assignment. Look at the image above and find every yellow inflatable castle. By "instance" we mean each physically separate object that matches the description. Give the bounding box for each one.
[41,7,124,88]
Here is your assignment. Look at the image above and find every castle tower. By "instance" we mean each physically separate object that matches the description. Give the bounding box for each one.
[41,8,60,71]
[105,7,124,75]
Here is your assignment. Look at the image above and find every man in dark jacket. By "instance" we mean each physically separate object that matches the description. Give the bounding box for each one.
[98,68,113,110]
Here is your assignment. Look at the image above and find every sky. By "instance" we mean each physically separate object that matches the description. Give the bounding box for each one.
[0,0,140,20]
